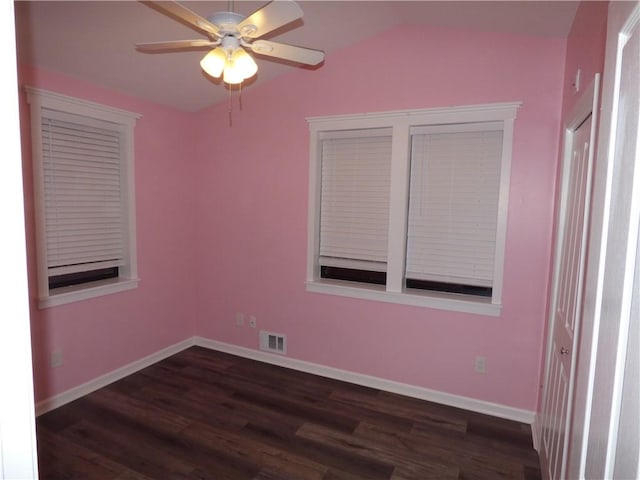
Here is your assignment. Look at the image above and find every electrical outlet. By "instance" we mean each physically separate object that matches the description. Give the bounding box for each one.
[474,356,486,374]
[51,350,63,368]
[248,315,257,328]
[235,312,245,327]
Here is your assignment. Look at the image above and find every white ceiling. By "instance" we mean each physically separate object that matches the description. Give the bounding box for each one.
[14,1,579,112]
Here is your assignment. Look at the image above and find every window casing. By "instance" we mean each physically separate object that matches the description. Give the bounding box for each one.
[26,87,141,308]
[306,103,520,316]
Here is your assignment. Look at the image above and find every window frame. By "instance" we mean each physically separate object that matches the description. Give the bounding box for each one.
[26,87,141,309]
[306,102,520,316]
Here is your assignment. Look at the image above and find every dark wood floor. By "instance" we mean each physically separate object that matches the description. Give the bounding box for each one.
[36,346,541,480]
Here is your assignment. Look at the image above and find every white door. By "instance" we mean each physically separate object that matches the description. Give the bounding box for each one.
[540,84,598,480]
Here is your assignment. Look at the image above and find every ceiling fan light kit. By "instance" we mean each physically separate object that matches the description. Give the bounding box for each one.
[199,38,258,84]
[138,0,325,87]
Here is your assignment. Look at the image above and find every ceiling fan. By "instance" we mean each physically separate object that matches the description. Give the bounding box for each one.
[137,0,325,85]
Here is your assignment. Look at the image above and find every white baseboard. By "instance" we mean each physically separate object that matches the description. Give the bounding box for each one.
[194,337,536,424]
[36,335,536,425]
[531,412,542,452]
[35,338,196,416]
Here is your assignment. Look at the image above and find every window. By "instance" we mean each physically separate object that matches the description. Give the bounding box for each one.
[26,87,141,308]
[306,103,520,316]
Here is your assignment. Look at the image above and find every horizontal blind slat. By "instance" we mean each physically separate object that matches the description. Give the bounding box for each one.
[49,259,122,277]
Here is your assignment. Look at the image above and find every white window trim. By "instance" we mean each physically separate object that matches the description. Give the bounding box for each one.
[306,102,521,316]
[25,86,142,309]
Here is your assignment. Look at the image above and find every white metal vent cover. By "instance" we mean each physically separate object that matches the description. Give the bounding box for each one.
[260,330,286,354]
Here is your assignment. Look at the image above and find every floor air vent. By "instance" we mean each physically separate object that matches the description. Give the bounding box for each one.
[260,330,286,354]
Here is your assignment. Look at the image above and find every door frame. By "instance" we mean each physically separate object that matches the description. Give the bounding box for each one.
[0,2,40,479]
[537,74,600,478]
[578,3,640,477]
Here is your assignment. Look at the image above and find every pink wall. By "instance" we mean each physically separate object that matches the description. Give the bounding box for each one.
[19,67,200,402]
[193,25,566,410]
[560,2,608,118]
[20,21,573,411]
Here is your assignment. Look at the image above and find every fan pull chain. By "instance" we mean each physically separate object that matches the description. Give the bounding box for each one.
[228,85,233,127]
[226,83,244,127]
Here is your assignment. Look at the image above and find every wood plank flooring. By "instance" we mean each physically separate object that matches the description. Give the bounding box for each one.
[36,346,541,480]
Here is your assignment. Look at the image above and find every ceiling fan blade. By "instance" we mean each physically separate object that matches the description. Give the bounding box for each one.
[143,1,220,37]
[238,0,303,39]
[250,40,325,65]
[136,39,216,52]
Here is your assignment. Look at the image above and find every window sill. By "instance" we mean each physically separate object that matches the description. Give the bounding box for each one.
[38,277,139,309]
[306,279,501,316]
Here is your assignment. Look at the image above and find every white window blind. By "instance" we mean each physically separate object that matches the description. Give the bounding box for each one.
[42,109,124,277]
[406,123,504,287]
[319,129,392,272]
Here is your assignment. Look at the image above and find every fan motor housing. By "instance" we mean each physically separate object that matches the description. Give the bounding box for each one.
[207,12,249,36]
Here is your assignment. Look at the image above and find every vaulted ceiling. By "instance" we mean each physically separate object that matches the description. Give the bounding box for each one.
[13,1,579,112]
